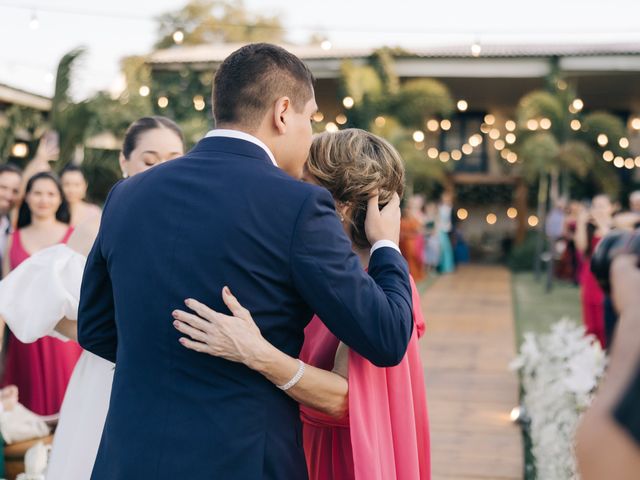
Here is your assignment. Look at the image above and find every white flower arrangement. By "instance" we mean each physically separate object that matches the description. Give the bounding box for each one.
[510,319,607,479]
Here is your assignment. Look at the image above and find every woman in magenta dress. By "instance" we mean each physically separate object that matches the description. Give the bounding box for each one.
[575,194,613,348]
[174,129,430,479]
[1,171,82,415]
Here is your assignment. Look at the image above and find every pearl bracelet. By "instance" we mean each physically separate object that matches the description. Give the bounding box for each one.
[277,359,306,391]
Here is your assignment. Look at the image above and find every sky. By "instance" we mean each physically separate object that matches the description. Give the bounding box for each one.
[1,0,640,100]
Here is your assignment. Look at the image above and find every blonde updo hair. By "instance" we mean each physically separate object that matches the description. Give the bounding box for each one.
[306,128,405,249]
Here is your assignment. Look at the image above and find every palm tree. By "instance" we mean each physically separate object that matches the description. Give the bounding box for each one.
[50,47,94,167]
[512,78,627,279]
[336,50,454,196]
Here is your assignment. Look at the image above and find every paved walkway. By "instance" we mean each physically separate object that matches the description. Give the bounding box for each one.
[420,265,523,480]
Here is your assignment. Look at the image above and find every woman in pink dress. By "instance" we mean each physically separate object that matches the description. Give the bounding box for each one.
[1,171,82,415]
[575,194,614,348]
[174,129,431,479]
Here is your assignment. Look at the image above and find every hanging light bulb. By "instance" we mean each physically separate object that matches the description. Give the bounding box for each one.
[172,30,185,45]
[597,134,608,147]
[457,100,468,112]
[471,42,482,57]
[29,11,40,30]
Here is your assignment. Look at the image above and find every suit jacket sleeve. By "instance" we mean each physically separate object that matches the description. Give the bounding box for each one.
[290,187,413,367]
[77,185,119,363]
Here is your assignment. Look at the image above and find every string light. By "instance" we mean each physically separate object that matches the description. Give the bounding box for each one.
[412,130,425,142]
[494,139,506,150]
[597,134,608,147]
[439,151,450,162]
[29,11,40,30]
[570,119,581,131]
[471,42,482,57]
[505,120,516,132]
[570,98,584,113]
[451,149,462,161]
[325,122,338,132]
[469,134,483,147]
[312,112,324,122]
[603,151,614,162]
[540,118,552,130]
[631,118,640,130]
[374,115,385,127]
[427,147,439,159]
[505,133,516,144]
[625,158,635,169]
[335,114,347,125]
[527,119,539,130]
[457,100,468,112]
[427,119,439,132]
[486,213,497,225]
[636,157,640,167]
[440,119,452,131]
[619,137,630,148]
[484,114,495,125]
[461,144,473,155]
[321,40,332,50]
[614,156,625,168]
[157,96,169,108]
[489,129,500,140]
[506,151,518,163]
[11,143,28,158]
[342,96,354,109]
[139,85,150,97]
[507,208,518,219]
[172,30,184,44]
[528,215,539,227]
[193,94,205,111]
[457,208,469,220]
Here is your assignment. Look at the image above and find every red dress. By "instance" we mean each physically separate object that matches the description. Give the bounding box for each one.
[579,236,606,348]
[2,227,83,415]
[299,277,431,480]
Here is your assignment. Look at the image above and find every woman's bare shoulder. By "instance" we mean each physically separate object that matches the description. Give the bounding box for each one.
[67,216,101,256]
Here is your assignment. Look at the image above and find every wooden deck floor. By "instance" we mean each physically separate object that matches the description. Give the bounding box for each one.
[419,265,523,480]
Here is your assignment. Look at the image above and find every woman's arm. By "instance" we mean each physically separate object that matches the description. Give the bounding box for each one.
[54,317,78,341]
[173,288,349,418]
[575,208,590,254]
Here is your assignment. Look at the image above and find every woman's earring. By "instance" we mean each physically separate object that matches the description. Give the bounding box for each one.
[122,171,129,179]
[339,214,345,222]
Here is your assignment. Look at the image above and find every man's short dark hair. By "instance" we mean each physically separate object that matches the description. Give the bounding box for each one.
[0,163,22,177]
[212,43,315,130]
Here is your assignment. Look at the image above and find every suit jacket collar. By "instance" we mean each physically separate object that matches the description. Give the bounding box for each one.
[190,135,276,167]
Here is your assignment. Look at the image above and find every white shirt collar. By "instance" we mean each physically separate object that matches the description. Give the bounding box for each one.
[204,129,278,167]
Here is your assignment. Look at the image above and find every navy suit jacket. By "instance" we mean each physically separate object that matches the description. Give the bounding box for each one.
[77,136,413,480]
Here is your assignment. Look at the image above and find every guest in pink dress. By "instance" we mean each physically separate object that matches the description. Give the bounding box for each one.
[1,172,82,415]
[174,129,431,479]
[575,195,614,348]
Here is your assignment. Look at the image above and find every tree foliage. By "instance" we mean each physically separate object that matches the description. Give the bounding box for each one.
[155,0,284,49]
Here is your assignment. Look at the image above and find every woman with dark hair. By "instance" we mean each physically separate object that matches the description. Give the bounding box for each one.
[0,116,184,479]
[1,171,81,416]
[61,165,102,226]
[576,194,614,347]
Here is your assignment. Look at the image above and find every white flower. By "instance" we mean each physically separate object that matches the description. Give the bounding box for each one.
[512,318,607,479]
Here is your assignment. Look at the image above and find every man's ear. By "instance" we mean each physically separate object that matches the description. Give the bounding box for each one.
[273,97,290,134]
[118,152,128,177]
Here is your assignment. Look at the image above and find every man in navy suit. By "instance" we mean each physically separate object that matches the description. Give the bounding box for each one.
[78,43,413,479]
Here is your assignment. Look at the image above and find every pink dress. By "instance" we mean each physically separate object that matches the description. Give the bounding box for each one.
[2,227,83,415]
[579,236,606,347]
[300,277,431,480]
